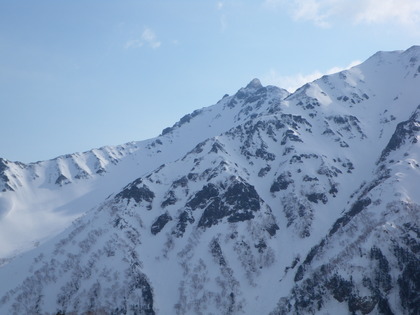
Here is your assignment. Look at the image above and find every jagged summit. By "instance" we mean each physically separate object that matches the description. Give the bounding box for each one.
[0,47,419,314]
[245,78,263,90]
[160,77,288,137]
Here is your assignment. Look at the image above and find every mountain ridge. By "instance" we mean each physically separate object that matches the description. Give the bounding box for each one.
[0,78,290,259]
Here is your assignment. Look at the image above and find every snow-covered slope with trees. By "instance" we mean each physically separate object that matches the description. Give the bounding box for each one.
[0,46,419,314]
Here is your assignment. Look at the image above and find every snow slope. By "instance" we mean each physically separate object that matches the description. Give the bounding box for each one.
[0,46,419,314]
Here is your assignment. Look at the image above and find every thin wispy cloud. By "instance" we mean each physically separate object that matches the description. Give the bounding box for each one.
[291,0,332,28]
[354,0,420,26]
[216,1,228,32]
[125,28,161,49]
[264,0,420,28]
[125,39,143,49]
[263,60,361,92]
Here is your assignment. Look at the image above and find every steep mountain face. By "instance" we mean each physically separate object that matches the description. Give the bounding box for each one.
[0,80,289,259]
[0,47,419,314]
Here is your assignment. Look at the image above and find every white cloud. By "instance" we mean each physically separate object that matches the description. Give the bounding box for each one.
[354,0,420,26]
[263,0,420,27]
[291,0,332,28]
[141,28,156,42]
[263,60,361,92]
[125,28,161,49]
[217,1,224,10]
[141,28,161,48]
[263,0,338,27]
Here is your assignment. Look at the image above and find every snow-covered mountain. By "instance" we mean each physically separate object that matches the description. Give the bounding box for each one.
[0,46,419,314]
[0,80,289,259]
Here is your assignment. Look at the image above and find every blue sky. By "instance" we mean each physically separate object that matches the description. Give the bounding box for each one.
[1,0,419,163]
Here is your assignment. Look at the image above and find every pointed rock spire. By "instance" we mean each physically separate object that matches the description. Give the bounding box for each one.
[245,78,263,90]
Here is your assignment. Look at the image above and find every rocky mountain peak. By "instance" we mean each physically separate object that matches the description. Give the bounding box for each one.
[245,78,263,90]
